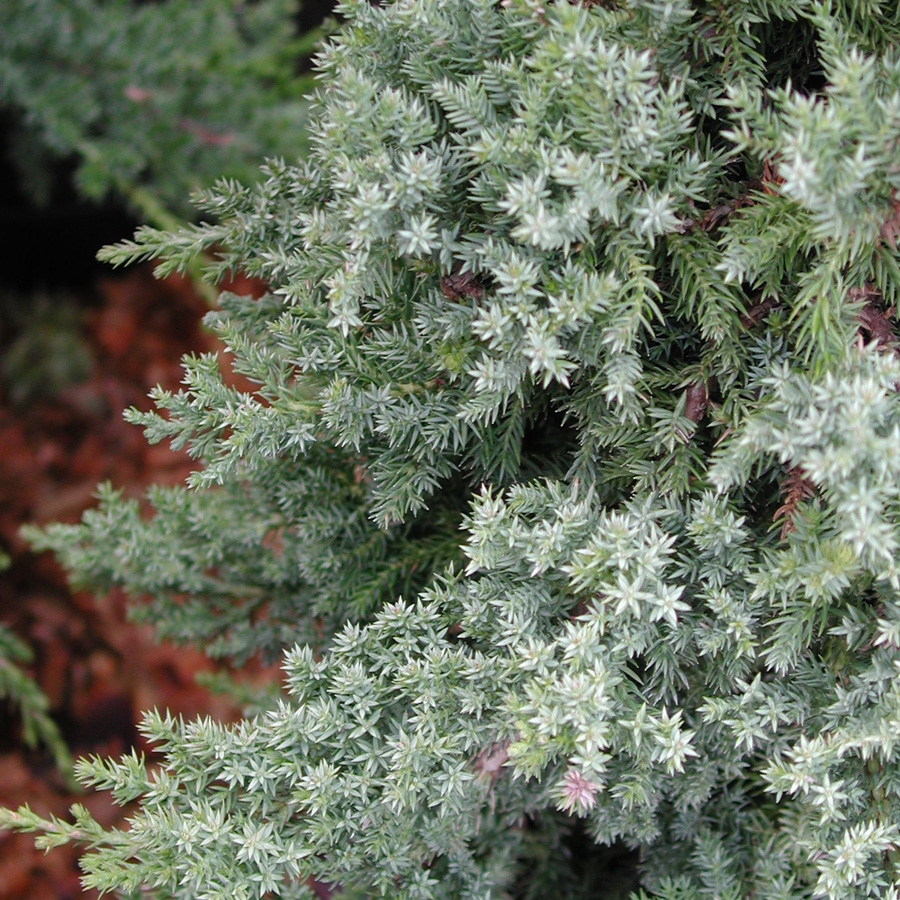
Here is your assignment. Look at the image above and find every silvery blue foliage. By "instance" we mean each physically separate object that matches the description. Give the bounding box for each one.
[5,1,900,898]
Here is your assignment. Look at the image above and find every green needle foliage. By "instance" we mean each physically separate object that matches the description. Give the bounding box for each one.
[5,0,900,898]
[0,544,74,782]
[0,0,316,224]
[0,622,75,782]
[0,552,74,784]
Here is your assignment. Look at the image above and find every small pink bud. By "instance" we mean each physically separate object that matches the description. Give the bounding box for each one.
[123,85,153,103]
[559,769,599,814]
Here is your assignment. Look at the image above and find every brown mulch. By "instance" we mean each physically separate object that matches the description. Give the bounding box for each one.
[0,268,278,900]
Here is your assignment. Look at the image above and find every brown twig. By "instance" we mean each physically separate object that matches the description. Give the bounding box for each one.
[739,298,778,330]
[684,380,709,424]
[879,192,900,251]
[440,265,485,301]
[773,466,816,539]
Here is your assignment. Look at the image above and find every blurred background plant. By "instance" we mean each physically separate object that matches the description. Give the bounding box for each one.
[0,620,74,786]
[0,0,320,225]
[1,294,94,407]
[0,2,331,896]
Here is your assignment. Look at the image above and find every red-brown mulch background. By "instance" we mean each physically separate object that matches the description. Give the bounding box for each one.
[0,267,279,900]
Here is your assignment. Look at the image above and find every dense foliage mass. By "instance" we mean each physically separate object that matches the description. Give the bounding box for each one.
[5,0,900,898]
[0,0,318,791]
[0,0,312,221]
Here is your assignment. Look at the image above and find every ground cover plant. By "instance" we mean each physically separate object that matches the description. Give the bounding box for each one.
[4,0,900,898]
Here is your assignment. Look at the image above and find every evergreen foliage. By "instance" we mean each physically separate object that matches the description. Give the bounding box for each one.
[0,0,314,222]
[5,0,900,897]
[0,549,73,781]
[0,613,74,779]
